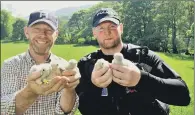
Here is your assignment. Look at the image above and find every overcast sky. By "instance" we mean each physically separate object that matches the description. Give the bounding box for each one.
[1,1,102,17]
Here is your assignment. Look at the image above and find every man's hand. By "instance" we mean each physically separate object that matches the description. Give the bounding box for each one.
[91,66,112,88]
[61,67,81,90]
[59,67,80,113]
[26,71,69,96]
[110,62,141,87]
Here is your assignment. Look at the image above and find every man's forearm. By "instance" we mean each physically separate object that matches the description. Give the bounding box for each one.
[60,89,76,113]
[15,86,38,115]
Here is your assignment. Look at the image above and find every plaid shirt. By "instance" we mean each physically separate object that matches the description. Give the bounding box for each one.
[1,51,79,115]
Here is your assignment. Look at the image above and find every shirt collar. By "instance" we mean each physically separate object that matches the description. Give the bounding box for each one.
[25,50,53,64]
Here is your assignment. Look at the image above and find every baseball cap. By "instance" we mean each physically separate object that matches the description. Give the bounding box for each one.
[27,10,58,30]
[92,8,120,27]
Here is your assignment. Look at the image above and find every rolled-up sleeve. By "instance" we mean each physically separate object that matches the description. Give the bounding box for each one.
[55,91,79,115]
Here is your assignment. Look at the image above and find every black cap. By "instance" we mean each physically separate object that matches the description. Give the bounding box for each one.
[28,10,58,30]
[92,8,120,27]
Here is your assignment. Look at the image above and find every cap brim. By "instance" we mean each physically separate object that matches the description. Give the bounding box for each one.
[93,17,119,27]
[28,19,57,30]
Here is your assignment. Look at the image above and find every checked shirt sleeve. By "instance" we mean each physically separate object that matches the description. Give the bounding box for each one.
[1,61,20,115]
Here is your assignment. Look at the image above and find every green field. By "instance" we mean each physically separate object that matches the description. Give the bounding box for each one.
[1,43,194,115]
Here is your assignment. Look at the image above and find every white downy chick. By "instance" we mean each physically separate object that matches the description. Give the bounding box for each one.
[29,63,52,84]
[112,53,132,93]
[50,59,68,76]
[94,58,109,71]
[112,53,130,67]
[94,58,110,96]
[65,59,78,70]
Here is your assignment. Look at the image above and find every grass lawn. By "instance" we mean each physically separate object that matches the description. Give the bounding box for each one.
[1,42,194,115]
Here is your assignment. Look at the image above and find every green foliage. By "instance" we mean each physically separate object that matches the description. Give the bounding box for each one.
[63,1,194,53]
[12,18,27,41]
[1,10,14,40]
[56,16,71,44]
[77,38,85,44]
[122,1,157,48]
[1,1,194,53]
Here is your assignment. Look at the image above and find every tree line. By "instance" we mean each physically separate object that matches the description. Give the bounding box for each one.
[1,1,194,54]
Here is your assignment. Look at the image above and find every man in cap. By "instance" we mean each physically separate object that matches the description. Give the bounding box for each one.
[1,10,80,115]
[76,8,190,115]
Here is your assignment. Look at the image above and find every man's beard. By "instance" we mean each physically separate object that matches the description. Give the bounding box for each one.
[98,37,121,49]
[30,39,52,56]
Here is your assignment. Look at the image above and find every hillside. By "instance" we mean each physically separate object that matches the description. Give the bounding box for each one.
[55,4,93,18]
